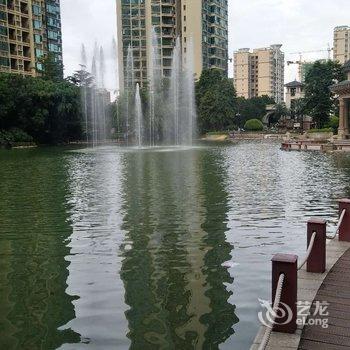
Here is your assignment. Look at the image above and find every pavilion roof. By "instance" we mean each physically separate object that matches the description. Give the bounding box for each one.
[285,80,304,88]
[330,80,350,94]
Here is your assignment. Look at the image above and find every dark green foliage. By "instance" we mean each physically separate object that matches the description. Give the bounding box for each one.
[0,128,33,144]
[196,69,237,132]
[290,98,306,118]
[325,116,339,133]
[236,95,275,127]
[0,72,82,145]
[308,128,333,133]
[66,69,94,87]
[37,53,64,82]
[303,60,345,128]
[244,119,264,131]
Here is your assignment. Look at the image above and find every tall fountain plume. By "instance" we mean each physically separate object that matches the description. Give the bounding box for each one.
[169,37,182,146]
[125,45,135,146]
[91,54,98,147]
[99,46,107,141]
[183,37,196,145]
[80,44,89,144]
[77,42,112,147]
[148,27,161,146]
[115,28,196,148]
[135,83,143,148]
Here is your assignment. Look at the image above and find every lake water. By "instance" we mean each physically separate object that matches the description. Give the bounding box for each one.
[1,141,350,350]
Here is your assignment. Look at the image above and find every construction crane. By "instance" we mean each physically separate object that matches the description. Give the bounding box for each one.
[287,46,333,81]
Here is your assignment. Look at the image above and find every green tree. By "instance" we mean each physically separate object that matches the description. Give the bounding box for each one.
[290,98,306,118]
[235,95,275,127]
[304,60,345,128]
[0,73,82,145]
[37,53,64,82]
[66,69,94,87]
[196,69,236,132]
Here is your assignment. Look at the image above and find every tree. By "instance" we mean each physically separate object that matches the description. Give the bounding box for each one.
[0,73,82,145]
[196,69,236,132]
[37,53,64,82]
[303,60,345,128]
[66,69,94,87]
[290,98,306,118]
[235,95,275,127]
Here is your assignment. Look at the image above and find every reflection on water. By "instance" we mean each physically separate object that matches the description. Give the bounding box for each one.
[120,149,237,349]
[2,142,350,349]
[0,149,80,349]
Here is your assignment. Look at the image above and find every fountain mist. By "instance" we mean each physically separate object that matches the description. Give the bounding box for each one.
[141,31,196,147]
[135,83,143,148]
[78,41,114,147]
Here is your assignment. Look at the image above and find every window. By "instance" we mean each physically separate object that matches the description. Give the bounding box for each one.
[33,20,42,29]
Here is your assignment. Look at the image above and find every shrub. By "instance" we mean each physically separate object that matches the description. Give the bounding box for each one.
[325,116,339,133]
[206,131,229,135]
[0,128,33,145]
[308,128,333,134]
[244,119,264,131]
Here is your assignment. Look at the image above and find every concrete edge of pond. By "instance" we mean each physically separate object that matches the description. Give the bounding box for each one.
[250,238,350,350]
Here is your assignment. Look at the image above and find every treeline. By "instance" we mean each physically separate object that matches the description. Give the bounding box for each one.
[1,59,345,146]
[195,69,282,133]
[195,60,345,133]
[0,55,83,146]
[110,68,280,136]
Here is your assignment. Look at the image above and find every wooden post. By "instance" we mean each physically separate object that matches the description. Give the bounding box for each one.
[307,218,326,273]
[271,254,297,333]
[338,199,350,242]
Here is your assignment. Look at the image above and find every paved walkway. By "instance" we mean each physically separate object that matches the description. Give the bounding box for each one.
[298,248,350,350]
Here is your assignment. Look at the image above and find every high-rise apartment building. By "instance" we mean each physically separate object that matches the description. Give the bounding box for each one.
[334,26,350,64]
[233,45,285,104]
[0,0,62,76]
[116,0,228,90]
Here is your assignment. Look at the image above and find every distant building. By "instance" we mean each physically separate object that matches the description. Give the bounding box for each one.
[0,0,62,76]
[334,26,350,64]
[116,0,228,89]
[233,45,285,104]
[285,80,304,109]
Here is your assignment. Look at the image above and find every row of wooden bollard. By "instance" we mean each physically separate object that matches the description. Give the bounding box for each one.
[271,199,350,334]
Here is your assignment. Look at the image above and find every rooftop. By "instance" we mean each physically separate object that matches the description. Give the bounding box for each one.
[285,80,304,88]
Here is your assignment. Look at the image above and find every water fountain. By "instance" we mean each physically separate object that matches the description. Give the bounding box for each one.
[125,45,135,147]
[135,83,143,148]
[78,27,196,149]
[148,27,161,147]
[78,42,112,147]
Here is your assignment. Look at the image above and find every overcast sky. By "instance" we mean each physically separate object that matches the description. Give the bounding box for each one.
[61,0,350,90]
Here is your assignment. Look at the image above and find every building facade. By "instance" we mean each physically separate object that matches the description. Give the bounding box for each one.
[285,80,304,109]
[0,0,62,76]
[116,0,228,90]
[334,26,350,64]
[233,45,285,104]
